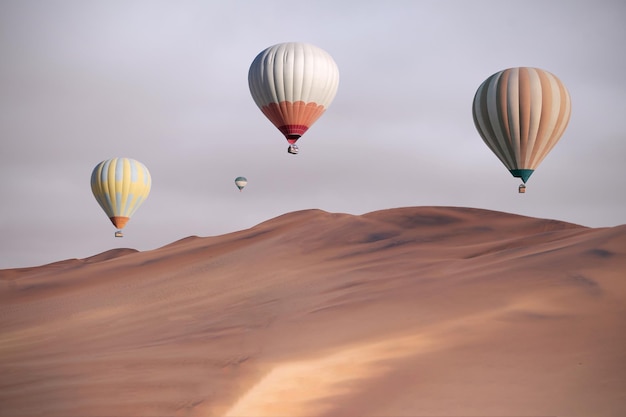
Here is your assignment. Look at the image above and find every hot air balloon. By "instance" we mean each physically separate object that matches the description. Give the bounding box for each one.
[248,42,340,155]
[235,176,247,191]
[472,67,571,193]
[90,157,151,237]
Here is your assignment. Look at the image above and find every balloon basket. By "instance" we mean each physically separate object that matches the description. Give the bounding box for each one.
[518,184,526,193]
[115,231,124,238]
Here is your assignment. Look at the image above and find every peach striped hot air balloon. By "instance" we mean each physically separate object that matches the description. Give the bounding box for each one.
[472,67,571,193]
[248,42,339,155]
[90,157,151,237]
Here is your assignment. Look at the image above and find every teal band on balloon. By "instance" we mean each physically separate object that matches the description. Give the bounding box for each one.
[510,169,534,183]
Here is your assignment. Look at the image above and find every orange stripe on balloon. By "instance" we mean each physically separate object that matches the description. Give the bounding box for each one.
[110,216,129,229]
[261,101,326,141]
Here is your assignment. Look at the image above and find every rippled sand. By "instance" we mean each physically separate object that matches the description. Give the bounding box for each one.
[1,207,625,416]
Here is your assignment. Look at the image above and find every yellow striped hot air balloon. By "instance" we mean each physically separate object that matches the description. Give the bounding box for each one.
[248,42,340,155]
[472,67,571,193]
[90,157,151,237]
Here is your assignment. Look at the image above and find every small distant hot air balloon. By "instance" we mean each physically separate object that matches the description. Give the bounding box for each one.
[90,157,151,237]
[235,176,247,191]
[248,42,340,155]
[472,67,571,193]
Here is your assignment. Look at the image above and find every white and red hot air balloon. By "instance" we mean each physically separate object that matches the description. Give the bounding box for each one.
[248,42,339,154]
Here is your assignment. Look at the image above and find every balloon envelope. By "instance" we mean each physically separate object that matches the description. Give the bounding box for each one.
[90,158,151,230]
[248,42,339,144]
[472,67,571,183]
[235,176,247,191]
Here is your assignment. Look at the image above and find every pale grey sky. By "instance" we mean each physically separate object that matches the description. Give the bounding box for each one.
[1,0,625,269]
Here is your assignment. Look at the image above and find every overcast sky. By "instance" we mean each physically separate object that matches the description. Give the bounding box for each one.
[1,0,625,269]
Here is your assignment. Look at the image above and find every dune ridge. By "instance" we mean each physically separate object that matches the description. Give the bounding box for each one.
[1,206,625,416]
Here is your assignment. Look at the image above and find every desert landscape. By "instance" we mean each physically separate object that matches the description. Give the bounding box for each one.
[1,206,625,417]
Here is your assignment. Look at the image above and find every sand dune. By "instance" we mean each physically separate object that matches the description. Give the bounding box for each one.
[1,206,625,416]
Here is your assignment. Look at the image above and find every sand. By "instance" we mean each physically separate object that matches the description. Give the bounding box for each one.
[1,206,625,416]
